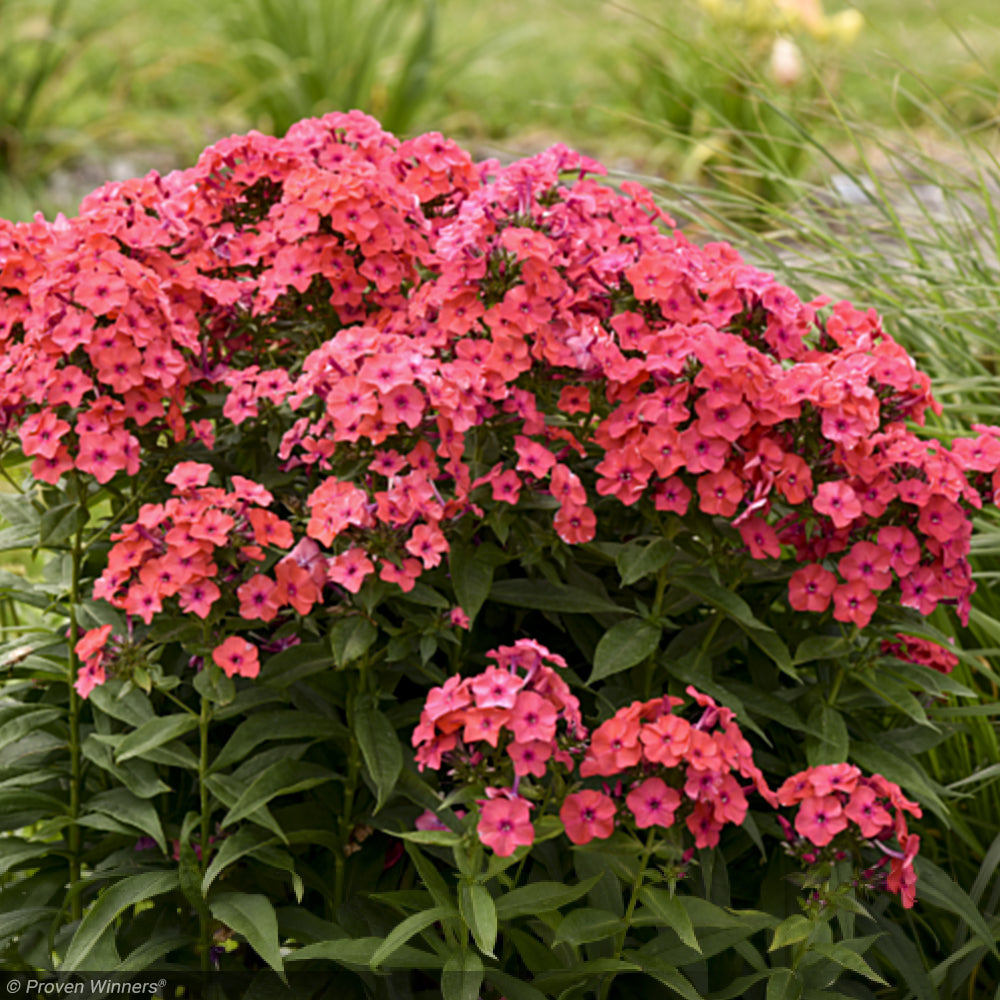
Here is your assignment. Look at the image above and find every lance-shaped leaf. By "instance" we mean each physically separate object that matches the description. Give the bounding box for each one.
[114,714,199,764]
[61,872,179,971]
[354,693,402,813]
[590,619,662,683]
[210,892,283,973]
[220,759,336,828]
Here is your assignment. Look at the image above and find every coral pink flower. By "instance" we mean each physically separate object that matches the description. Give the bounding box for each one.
[74,624,113,663]
[327,547,375,593]
[508,691,557,743]
[844,786,892,838]
[237,574,281,622]
[886,832,920,908]
[795,794,848,847]
[553,503,597,544]
[415,809,465,832]
[470,666,523,709]
[507,740,551,778]
[424,675,471,721]
[813,481,862,529]
[788,564,836,613]
[75,660,106,699]
[405,523,449,568]
[832,580,877,627]
[166,462,213,491]
[686,800,723,848]
[738,517,781,560]
[477,797,534,856]
[626,778,681,829]
[807,763,860,797]
[212,636,260,679]
[560,789,616,845]
[274,558,321,614]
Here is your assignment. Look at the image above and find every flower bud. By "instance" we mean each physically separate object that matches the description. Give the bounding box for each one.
[770,37,804,88]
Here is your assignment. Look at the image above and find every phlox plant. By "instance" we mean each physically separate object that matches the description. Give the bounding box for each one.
[0,110,997,997]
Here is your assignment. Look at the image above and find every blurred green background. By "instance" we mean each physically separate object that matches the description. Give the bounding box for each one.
[2,0,999,221]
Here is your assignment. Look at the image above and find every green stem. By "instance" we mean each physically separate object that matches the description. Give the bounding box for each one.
[334,685,362,911]
[66,480,85,923]
[643,565,671,699]
[198,694,212,972]
[601,830,657,1000]
[827,664,846,707]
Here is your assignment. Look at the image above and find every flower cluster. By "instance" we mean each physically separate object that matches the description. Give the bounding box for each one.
[881,633,959,675]
[776,763,922,907]
[567,687,777,848]
[2,111,996,654]
[412,639,585,776]
[415,641,923,907]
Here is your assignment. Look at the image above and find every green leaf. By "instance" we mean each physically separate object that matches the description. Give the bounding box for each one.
[486,970,548,1000]
[869,913,936,1000]
[590,619,662,683]
[766,969,802,1000]
[441,950,484,1000]
[494,876,602,920]
[535,959,641,990]
[354,693,403,813]
[220,759,336,828]
[260,642,334,687]
[552,907,624,948]
[61,872,179,971]
[211,711,345,773]
[0,838,51,876]
[850,742,949,822]
[857,672,935,729]
[114,714,198,764]
[192,663,235,705]
[39,502,87,546]
[678,575,773,633]
[708,972,771,1000]
[450,540,503,624]
[794,635,848,665]
[0,707,62,753]
[679,576,796,676]
[203,827,277,894]
[811,942,887,984]
[331,616,378,668]
[89,683,155,727]
[805,703,849,766]
[460,883,497,958]
[913,856,998,955]
[0,907,57,941]
[287,937,445,969]
[86,788,166,852]
[0,490,40,528]
[81,736,171,799]
[392,828,463,847]
[0,525,36,552]
[178,812,210,921]
[405,843,458,913]
[769,914,815,951]
[117,933,191,972]
[617,538,672,586]
[210,892,283,973]
[490,578,627,615]
[637,887,700,953]
[723,681,809,732]
[369,904,457,969]
[633,955,705,1000]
